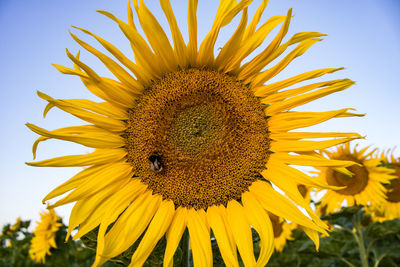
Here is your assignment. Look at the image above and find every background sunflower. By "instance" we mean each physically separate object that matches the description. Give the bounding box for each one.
[29,209,62,263]
[316,143,395,214]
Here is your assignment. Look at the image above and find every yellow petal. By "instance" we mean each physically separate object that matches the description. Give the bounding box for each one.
[187,209,212,267]
[100,192,161,262]
[270,138,356,152]
[271,131,362,140]
[66,178,128,240]
[164,207,188,267]
[242,0,269,40]
[265,79,354,115]
[262,168,327,229]
[49,162,132,207]
[26,123,125,149]
[134,0,177,72]
[224,14,286,72]
[240,31,326,81]
[197,0,251,67]
[262,79,346,104]
[46,99,127,119]
[37,91,126,132]
[268,108,359,132]
[226,200,256,267]
[206,206,238,267]
[300,226,320,251]
[215,8,248,70]
[26,148,126,167]
[96,10,161,78]
[32,125,105,159]
[270,152,359,167]
[238,8,292,80]
[69,31,143,93]
[252,38,321,88]
[65,49,136,108]
[160,0,187,66]
[242,194,274,267]
[249,181,326,233]
[253,67,344,97]
[94,179,147,265]
[71,26,150,84]
[187,0,198,65]
[129,200,175,266]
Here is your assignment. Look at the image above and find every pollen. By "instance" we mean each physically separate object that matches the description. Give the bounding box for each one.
[124,68,270,209]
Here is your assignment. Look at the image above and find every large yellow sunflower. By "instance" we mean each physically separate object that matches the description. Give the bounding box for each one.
[27,0,363,266]
[29,209,62,263]
[316,143,394,214]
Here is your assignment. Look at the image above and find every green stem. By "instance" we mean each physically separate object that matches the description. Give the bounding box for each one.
[338,256,356,267]
[353,210,369,267]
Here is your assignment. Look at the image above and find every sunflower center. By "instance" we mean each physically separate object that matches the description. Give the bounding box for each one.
[124,68,270,210]
[326,156,369,195]
[385,165,400,203]
[268,213,283,238]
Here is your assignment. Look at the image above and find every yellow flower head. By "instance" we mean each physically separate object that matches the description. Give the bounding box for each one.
[27,0,362,266]
[10,217,22,232]
[268,212,295,252]
[317,143,394,214]
[29,209,62,264]
[369,151,400,221]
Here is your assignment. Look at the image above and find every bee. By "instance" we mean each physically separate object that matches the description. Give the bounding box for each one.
[149,154,163,172]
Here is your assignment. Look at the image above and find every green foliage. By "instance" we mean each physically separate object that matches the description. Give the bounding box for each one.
[268,206,400,267]
[0,218,115,267]
[2,207,400,266]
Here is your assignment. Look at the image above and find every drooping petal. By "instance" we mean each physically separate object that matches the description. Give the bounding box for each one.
[26,123,125,149]
[49,162,133,207]
[160,0,187,66]
[65,177,129,240]
[97,192,161,265]
[187,209,212,267]
[133,0,177,72]
[129,200,175,266]
[226,200,256,267]
[253,67,344,97]
[26,148,126,167]
[69,31,143,93]
[164,207,188,267]
[242,193,274,267]
[187,0,198,65]
[206,205,238,267]
[249,181,327,234]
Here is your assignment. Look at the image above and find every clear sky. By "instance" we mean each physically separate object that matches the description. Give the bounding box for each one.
[0,0,399,227]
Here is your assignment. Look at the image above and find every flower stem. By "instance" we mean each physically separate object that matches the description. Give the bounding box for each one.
[352,209,369,267]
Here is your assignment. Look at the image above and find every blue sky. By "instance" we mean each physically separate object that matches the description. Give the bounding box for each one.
[0,0,399,226]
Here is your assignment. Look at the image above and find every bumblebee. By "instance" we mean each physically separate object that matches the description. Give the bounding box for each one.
[149,154,163,172]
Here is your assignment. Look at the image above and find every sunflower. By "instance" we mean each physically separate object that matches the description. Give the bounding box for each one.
[369,151,400,221]
[27,0,362,266]
[267,212,295,252]
[316,143,394,214]
[10,217,22,232]
[29,209,62,263]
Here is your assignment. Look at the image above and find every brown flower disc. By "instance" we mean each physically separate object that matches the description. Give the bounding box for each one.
[268,212,283,238]
[386,165,400,203]
[326,155,369,195]
[124,68,270,209]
